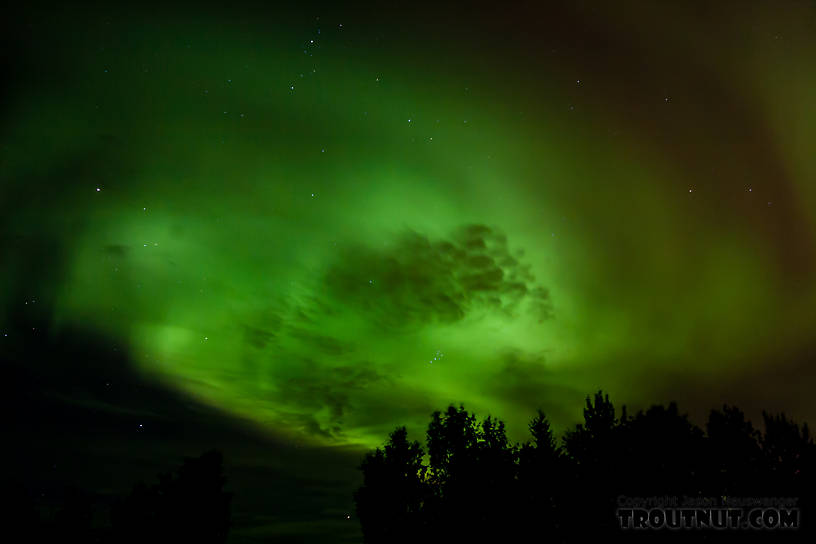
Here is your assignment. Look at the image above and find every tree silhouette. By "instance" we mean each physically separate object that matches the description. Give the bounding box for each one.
[562,390,622,468]
[620,402,706,495]
[761,411,814,482]
[560,391,626,537]
[111,450,232,544]
[354,427,427,544]
[425,406,519,542]
[518,410,564,539]
[760,410,815,538]
[356,392,815,543]
[706,404,764,497]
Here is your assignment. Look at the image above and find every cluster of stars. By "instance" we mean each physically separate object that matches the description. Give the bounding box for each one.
[290,19,330,91]
[429,350,444,364]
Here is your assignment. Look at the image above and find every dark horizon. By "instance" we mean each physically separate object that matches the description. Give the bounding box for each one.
[4,317,815,541]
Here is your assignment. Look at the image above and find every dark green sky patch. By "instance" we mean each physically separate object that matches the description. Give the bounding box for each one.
[324,224,553,331]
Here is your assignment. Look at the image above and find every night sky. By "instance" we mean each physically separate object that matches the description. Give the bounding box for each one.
[3,1,816,541]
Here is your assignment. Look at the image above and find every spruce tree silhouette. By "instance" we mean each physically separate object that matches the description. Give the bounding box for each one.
[518,410,564,539]
[354,427,427,544]
[111,450,231,544]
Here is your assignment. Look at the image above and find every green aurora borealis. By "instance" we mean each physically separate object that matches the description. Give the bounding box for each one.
[4,0,816,459]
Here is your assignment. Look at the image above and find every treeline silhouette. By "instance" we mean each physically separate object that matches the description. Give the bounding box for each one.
[355,392,815,543]
[1,450,231,543]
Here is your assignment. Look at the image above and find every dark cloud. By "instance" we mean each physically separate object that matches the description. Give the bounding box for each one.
[287,327,354,357]
[345,386,439,440]
[240,306,286,351]
[276,361,390,439]
[102,244,129,257]
[487,349,586,433]
[324,224,552,330]
[243,324,276,349]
